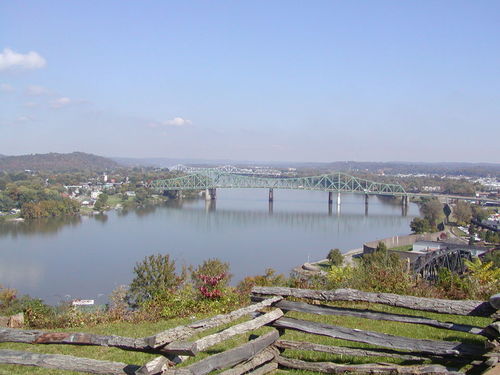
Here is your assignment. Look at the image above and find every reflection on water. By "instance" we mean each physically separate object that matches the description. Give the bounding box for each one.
[0,189,419,304]
[0,215,82,238]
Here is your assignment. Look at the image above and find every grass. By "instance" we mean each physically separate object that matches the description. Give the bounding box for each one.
[388,245,413,252]
[106,194,123,207]
[0,301,492,375]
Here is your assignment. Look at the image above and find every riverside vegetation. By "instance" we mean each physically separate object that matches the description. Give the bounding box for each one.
[0,168,183,220]
[1,245,498,330]
[0,246,499,374]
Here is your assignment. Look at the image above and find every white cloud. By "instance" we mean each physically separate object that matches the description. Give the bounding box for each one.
[26,85,50,96]
[16,115,34,123]
[23,101,37,108]
[149,117,193,128]
[166,117,192,126]
[0,83,14,92]
[50,97,72,109]
[0,48,46,71]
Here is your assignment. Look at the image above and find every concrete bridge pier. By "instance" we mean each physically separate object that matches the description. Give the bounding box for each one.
[269,188,274,202]
[205,188,217,201]
[205,199,216,212]
[402,196,408,216]
[402,195,409,207]
[365,195,369,216]
[268,200,273,214]
[328,191,333,205]
[337,192,341,206]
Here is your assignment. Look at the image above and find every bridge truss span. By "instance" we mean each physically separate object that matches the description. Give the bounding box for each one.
[149,170,407,197]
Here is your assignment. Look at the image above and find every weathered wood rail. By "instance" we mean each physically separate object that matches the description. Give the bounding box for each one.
[251,288,500,375]
[0,290,498,375]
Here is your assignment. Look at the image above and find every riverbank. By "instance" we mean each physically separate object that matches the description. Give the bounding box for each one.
[292,247,363,276]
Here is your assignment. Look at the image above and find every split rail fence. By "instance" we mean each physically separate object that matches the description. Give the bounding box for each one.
[0,288,498,375]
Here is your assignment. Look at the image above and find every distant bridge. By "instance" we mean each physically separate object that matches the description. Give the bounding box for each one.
[149,168,500,206]
[149,169,408,203]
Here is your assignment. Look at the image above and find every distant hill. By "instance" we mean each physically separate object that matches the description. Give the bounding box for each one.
[112,157,234,168]
[113,157,500,177]
[312,161,500,178]
[0,152,119,172]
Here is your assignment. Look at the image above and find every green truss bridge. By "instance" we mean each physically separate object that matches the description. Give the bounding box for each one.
[148,170,409,205]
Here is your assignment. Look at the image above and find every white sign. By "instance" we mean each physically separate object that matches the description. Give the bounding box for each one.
[72,299,94,306]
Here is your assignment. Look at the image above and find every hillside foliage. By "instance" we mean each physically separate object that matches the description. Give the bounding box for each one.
[0,152,119,172]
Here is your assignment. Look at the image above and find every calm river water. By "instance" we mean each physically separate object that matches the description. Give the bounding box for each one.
[0,189,419,304]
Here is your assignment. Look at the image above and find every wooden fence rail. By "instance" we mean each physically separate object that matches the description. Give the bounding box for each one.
[252,287,500,319]
[0,290,498,375]
[251,288,499,375]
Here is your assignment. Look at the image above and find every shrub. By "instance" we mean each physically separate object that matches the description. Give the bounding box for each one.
[192,258,231,290]
[108,285,129,320]
[327,248,343,266]
[289,273,331,290]
[464,258,500,299]
[349,249,413,294]
[198,273,226,299]
[0,285,17,310]
[482,249,500,268]
[436,268,475,299]
[236,268,287,296]
[327,265,354,288]
[23,299,55,328]
[128,254,185,306]
[144,284,245,320]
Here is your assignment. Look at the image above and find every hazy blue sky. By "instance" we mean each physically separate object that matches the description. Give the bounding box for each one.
[1,1,499,162]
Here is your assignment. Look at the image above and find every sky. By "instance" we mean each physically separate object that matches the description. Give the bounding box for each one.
[1,1,499,163]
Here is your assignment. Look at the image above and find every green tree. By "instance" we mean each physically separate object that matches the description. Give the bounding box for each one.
[0,193,14,211]
[93,193,108,212]
[421,199,444,228]
[327,248,343,266]
[410,217,432,234]
[135,188,148,206]
[128,254,184,306]
[454,201,472,225]
[472,206,489,222]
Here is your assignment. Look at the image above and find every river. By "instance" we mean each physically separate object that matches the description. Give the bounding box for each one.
[0,189,419,304]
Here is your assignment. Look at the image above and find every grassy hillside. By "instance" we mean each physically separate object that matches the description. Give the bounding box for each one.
[0,152,119,172]
[0,301,490,374]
